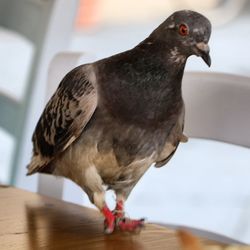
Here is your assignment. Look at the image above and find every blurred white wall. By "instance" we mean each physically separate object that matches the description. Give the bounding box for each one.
[72,1,250,77]
[79,0,247,26]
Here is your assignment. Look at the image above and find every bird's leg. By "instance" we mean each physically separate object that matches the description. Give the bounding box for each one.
[114,192,145,232]
[83,167,115,234]
[113,194,125,218]
[92,191,115,234]
[102,204,115,234]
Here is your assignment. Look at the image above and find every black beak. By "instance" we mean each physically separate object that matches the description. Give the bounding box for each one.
[196,42,211,67]
[201,51,211,67]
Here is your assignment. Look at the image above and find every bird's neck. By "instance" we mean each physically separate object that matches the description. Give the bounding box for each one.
[135,37,187,92]
[98,40,187,126]
[137,36,188,71]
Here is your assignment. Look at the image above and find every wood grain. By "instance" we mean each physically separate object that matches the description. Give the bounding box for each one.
[0,187,225,250]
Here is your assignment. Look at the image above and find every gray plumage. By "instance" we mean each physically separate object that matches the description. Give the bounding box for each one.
[27,10,211,232]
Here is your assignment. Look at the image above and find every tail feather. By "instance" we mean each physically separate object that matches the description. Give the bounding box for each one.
[26,155,49,176]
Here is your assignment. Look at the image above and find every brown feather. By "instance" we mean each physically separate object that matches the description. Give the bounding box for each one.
[27,64,97,175]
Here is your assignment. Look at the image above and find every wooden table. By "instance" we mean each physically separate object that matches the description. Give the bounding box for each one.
[0,186,225,250]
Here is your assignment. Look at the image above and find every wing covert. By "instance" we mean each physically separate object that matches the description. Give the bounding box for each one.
[27,64,97,174]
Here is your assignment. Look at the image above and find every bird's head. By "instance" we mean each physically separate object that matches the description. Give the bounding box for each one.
[151,10,212,67]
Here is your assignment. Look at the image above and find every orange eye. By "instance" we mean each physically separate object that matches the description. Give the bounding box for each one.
[179,24,189,36]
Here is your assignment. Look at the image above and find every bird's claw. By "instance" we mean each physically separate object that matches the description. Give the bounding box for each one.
[104,217,115,234]
[103,204,145,234]
[116,217,145,233]
[112,209,125,218]
[102,205,116,234]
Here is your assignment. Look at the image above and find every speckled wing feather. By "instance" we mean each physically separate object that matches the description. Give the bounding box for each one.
[27,65,97,175]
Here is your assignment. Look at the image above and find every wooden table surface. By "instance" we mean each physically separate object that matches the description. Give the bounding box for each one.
[0,186,226,250]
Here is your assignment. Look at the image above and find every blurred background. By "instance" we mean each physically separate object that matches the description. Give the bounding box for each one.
[0,0,250,243]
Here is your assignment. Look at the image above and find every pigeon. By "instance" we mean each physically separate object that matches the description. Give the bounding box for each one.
[27,10,211,234]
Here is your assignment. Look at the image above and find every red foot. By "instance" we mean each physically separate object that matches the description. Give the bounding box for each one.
[102,205,115,234]
[117,218,145,232]
[102,201,145,234]
[113,200,125,218]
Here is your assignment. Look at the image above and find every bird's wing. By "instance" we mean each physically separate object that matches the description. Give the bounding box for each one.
[155,107,187,168]
[154,134,187,168]
[27,64,97,175]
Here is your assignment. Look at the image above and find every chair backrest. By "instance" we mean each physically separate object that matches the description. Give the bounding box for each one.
[0,0,79,186]
[0,0,63,143]
[183,72,250,148]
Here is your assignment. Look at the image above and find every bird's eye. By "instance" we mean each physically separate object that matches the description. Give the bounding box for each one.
[179,24,189,36]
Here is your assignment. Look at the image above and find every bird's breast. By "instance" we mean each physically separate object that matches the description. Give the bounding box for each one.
[101,108,174,155]
[54,107,179,191]
[99,89,182,128]
[96,54,183,126]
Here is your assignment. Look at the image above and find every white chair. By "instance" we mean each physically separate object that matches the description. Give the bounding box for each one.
[127,72,250,244]
[183,72,250,146]
[0,0,79,187]
[37,52,250,244]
